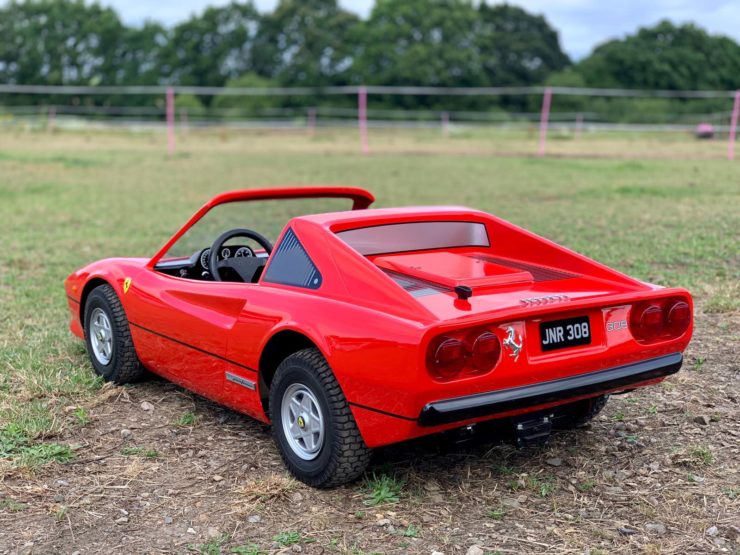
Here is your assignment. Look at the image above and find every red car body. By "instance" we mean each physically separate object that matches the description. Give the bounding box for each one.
[65,187,692,450]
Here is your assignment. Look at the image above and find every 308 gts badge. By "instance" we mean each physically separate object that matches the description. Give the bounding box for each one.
[503,326,523,361]
[606,319,628,332]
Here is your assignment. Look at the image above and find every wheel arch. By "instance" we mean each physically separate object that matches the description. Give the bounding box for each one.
[79,277,114,327]
[258,328,331,416]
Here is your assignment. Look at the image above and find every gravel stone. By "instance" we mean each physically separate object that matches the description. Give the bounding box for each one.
[646,523,666,535]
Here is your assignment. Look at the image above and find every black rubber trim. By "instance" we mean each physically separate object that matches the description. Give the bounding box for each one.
[67,295,80,304]
[130,322,258,374]
[349,402,417,422]
[419,353,683,427]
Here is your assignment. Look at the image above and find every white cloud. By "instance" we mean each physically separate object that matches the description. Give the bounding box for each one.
[505,0,740,58]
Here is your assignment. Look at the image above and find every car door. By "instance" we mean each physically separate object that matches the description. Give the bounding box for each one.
[125,267,253,403]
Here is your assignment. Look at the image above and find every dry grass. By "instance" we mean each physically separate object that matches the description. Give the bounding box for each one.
[0,125,735,160]
[0,129,738,554]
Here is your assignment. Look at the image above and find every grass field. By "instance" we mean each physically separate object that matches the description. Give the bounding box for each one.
[0,129,738,553]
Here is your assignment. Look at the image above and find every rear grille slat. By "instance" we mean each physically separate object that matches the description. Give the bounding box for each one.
[383,256,579,297]
[471,255,579,282]
[382,269,451,297]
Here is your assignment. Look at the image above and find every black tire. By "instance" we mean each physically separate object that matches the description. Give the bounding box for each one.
[269,348,371,488]
[558,394,610,428]
[83,284,144,384]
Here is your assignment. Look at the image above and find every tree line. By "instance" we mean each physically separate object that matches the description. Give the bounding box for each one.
[2,0,740,117]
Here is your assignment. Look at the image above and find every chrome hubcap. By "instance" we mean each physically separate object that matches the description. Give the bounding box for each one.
[89,308,113,365]
[281,384,324,460]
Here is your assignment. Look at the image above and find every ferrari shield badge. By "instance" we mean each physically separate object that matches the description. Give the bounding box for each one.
[123,277,132,294]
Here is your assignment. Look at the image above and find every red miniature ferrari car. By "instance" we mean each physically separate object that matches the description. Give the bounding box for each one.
[65,187,693,487]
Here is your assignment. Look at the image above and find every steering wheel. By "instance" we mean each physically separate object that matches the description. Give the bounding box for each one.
[209,228,273,283]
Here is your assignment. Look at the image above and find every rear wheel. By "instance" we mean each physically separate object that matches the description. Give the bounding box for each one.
[269,348,371,488]
[84,284,144,384]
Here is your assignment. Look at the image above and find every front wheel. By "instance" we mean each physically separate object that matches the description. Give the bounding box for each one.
[83,284,144,384]
[269,348,371,488]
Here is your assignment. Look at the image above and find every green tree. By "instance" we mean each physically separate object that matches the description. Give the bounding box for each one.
[352,0,568,110]
[116,22,170,86]
[0,0,125,87]
[212,73,283,113]
[252,0,360,87]
[354,0,484,88]
[474,3,570,87]
[575,20,740,90]
[165,1,261,90]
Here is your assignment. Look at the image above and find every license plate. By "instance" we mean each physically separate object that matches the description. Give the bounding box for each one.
[540,316,591,352]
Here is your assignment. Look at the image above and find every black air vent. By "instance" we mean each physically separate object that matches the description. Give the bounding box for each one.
[472,255,579,282]
[263,228,322,289]
[383,270,450,298]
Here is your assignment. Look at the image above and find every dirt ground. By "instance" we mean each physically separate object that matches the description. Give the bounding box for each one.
[0,304,737,555]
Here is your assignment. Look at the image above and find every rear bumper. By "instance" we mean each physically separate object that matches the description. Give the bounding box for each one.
[418,352,683,426]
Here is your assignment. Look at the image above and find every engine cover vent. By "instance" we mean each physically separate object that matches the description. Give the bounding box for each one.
[472,255,579,282]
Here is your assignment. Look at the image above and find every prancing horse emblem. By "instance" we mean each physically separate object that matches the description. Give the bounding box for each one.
[503,326,523,361]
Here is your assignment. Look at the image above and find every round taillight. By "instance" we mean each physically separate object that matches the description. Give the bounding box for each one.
[471,331,501,371]
[428,337,465,378]
[666,300,690,337]
[630,303,665,342]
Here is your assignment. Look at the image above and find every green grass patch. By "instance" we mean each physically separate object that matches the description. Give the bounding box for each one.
[577,479,597,492]
[399,524,419,538]
[230,545,265,555]
[724,487,739,499]
[486,506,506,520]
[16,443,74,468]
[0,498,28,512]
[689,446,714,466]
[528,475,557,497]
[363,472,404,506]
[0,424,74,468]
[73,407,91,426]
[121,447,159,459]
[704,282,740,314]
[175,411,197,426]
[491,462,517,476]
[272,531,304,546]
[188,534,230,555]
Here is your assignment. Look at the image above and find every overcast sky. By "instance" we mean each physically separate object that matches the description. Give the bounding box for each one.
[103,0,740,60]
